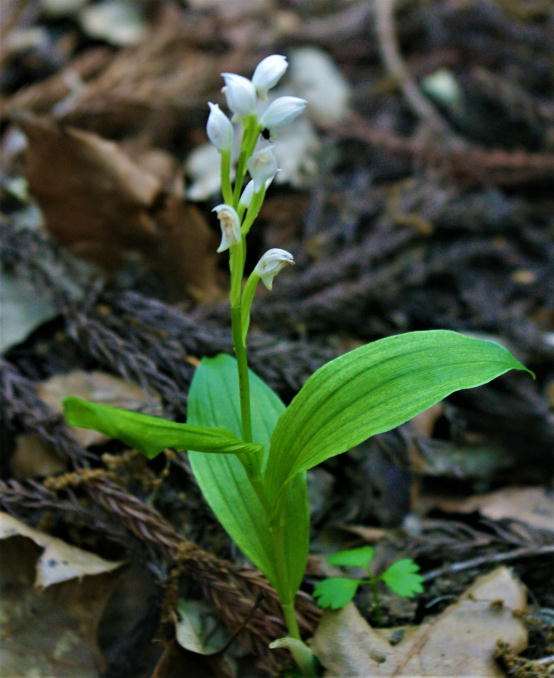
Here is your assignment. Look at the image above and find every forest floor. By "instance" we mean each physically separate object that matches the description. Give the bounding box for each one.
[1,1,553,675]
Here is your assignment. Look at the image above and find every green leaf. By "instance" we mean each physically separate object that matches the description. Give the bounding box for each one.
[313,577,361,610]
[266,330,529,499]
[63,396,262,459]
[187,354,309,600]
[380,559,424,598]
[327,547,375,569]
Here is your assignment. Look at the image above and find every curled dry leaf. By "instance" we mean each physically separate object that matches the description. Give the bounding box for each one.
[37,370,161,447]
[18,113,219,300]
[0,512,123,587]
[311,566,527,677]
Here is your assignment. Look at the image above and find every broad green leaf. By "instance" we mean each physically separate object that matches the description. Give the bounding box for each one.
[380,558,424,598]
[188,354,309,600]
[266,330,529,499]
[313,577,361,610]
[63,396,262,459]
[327,546,375,569]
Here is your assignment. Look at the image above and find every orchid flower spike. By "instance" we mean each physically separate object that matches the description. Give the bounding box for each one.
[252,54,288,99]
[206,103,234,152]
[221,73,257,118]
[247,145,279,191]
[213,204,241,253]
[260,96,307,132]
[254,248,294,290]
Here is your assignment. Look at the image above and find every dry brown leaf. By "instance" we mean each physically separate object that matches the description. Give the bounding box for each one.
[0,536,119,676]
[0,512,123,587]
[11,434,66,478]
[435,486,554,533]
[0,48,111,118]
[18,113,219,300]
[311,566,527,677]
[37,369,161,447]
[1,5,236,141]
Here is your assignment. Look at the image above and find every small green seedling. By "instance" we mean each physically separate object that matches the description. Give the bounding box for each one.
[62,55,531,675]
[313,547,424,620]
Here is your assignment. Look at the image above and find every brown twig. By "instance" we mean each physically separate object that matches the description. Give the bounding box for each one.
[423,544,554,582]
[336,112,554,186]
[374,0,460,141]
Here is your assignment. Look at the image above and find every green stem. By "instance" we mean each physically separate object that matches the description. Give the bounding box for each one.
[247,475,313,674]
[282,600,301,640]
[271,511,300,638]
[231,305,252,442]
[241,185,266,235]
[233,116,261,205]
[220,149,233,205]
[228,235,252,444]
[240,272,260,343]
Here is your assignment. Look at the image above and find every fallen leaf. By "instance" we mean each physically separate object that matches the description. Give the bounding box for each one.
[435,486,554,533]
[175,599,231,656]
[288,47,351,126]
[11,434,66,478]
[409,439,513,479]
[3,5,235,142]
[311,566,527,677]
[17,113,219,300]
[0,536,118,676]
[37,369,161,447]
[79,0,147,46]
[0,512,123,587]
[0,267,57,354]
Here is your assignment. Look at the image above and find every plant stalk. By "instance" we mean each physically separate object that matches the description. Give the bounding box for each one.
[233,116,260,205]
[231,305,252,443]
[220,149,233,205]
[249,476,306,660]
[226,117,310,675]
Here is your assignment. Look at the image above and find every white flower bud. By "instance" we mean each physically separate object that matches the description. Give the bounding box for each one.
[259,96,307,131]
[247,145,279,191]
[239,177,273,208]
[254,248,294,290]
[239,180,256,209]
[212,204,241,253]
[206,102,234,151]
[221,73,257,117]
[252,54,288,99]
